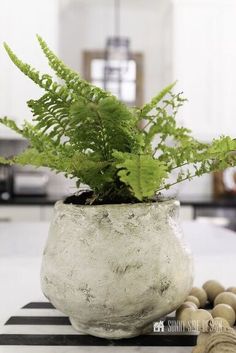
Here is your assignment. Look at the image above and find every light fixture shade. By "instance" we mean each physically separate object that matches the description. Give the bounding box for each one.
[103,0,132,100]
[105,36,130,62]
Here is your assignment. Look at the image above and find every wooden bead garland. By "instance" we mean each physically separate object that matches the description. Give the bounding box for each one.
[205,328,236,353]
[179,280,236,353]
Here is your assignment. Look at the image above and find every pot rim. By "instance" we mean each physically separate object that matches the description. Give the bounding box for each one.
[56,198,180,210]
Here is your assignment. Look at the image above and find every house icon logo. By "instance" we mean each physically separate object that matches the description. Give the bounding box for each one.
[153,321,165,333]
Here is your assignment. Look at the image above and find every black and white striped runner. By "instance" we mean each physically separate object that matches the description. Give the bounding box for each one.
[0,302,198,350]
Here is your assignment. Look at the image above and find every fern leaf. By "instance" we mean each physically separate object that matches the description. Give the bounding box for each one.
[70,96,138,158]
[113,151,168,201]
[36,35,110,104]
[28,93,71,143]
[13,148,75,176]
[71,152,115,191]
[0,116,22,135]
[141,81,177,115]
[0,117,58,151]
[3,42,74,103]
[142,90,190,153]
[0,156,12,165]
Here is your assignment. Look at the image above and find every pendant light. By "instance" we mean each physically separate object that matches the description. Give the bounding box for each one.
[104,0,130,95]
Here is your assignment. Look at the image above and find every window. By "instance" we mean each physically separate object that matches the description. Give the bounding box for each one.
[83,51,143,106]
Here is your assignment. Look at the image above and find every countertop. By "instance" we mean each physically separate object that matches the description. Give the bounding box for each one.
[0,221,236,352]
[1,194,236,207]
[0,194,66,206]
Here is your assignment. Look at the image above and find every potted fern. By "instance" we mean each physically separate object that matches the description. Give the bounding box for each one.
[1,36,236,339]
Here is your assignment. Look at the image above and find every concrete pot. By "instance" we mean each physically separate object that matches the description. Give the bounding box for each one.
[41,199,193,339]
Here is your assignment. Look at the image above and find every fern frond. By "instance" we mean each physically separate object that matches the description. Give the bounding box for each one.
[141,81,177,116]
[70,96,139,158]
[142,90,189,153]
[13,148,75,176]
[71,152,115,191]
[0,117,57,151]
[113,151,167,201]
[28,93,71,143]
[3,42,75,103]
[0,156,12,165]
[0,116,22,135]
[36,35,110,104]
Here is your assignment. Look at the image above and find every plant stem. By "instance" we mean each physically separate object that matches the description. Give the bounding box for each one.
[142,101,169,131]
[157,174,195,192]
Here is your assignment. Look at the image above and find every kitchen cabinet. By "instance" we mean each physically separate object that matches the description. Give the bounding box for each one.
[0,195,62,222]
[40,206,54,222]
[0,206,54,222]
[179,206,194,222]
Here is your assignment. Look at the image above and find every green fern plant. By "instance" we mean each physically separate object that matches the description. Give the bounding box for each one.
[1,35,236,204]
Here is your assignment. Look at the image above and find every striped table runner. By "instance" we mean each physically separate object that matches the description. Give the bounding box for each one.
[0,302,198,352]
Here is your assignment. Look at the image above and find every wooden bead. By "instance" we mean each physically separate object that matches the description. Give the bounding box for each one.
[192,345,206,353]
[178,307,196,328]
[197,331,210,345]
[190,309,213,331]
[186,295,201,308]
[227,287,236,296]
[214,292,236,312]
[212,304,235,327]
[205,329,236,353]
[203,280,225,302]
[190,287,208,308]
[176,302,197,319]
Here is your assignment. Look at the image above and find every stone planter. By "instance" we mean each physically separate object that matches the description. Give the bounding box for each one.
[41,199,193,339]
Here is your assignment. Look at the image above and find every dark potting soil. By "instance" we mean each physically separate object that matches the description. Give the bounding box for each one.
[64,190,94,205]
[63,190,169,206]
[63,190,141,206]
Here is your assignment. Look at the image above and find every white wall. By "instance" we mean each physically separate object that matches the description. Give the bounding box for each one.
[170,0,236,197]
[59,0,173,104]
[172,0,236,140]
[0,0,58,123]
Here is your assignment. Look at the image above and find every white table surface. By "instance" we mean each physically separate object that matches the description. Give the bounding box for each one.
[0,220,236,352]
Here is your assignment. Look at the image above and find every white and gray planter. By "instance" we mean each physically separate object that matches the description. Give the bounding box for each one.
[41,199,193,339]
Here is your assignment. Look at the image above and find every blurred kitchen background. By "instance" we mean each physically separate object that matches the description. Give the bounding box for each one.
[1,0,236,226]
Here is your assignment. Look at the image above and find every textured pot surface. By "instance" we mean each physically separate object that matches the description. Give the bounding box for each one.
[41,200,193,339]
